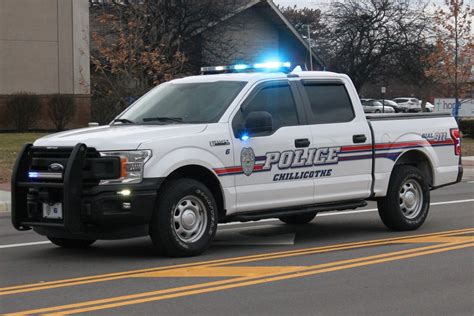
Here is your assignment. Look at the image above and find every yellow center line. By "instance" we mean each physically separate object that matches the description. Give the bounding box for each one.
[1,227,472,296]
[54,242,470,316]
[7,240,473,316]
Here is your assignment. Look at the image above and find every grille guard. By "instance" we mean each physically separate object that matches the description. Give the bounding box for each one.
[11,143,120,233]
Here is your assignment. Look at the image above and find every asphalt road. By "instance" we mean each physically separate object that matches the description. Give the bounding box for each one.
[0,182,473,315]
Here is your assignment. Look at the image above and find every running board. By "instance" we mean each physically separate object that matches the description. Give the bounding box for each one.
[225,200,368,222]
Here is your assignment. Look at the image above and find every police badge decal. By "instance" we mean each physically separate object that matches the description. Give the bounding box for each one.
[240,147,255,176]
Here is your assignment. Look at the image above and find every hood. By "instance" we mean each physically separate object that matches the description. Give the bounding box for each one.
[34,124,207,150]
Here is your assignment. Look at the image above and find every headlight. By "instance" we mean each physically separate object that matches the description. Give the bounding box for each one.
[99,150,152,185]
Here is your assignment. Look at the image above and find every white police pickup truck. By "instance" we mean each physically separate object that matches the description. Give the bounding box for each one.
[11,62,463,257]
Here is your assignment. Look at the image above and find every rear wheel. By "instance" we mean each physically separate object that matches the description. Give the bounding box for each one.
[48,237,95,248]
[279,212,317,224]
[377,166,430,231]
[150,179,218,257]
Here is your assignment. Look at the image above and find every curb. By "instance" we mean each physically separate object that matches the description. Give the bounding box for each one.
[0,201,11,213]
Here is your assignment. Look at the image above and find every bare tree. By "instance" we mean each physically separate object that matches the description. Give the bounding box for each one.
[425,0,473,118]
[321,0,432,91]
[90,0,245,120]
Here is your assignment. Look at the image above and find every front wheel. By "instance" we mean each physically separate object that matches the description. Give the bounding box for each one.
[48,237,96,248]
[377,166,430,231]
[150,179,218,257]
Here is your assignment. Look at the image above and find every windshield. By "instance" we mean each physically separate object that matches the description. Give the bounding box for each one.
[117,81,246,124]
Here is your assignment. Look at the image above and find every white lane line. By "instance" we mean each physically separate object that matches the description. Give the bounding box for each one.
[0,241,50,249]
[1,199,473,249]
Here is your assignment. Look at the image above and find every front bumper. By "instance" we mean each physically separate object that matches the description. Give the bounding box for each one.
[11,143,163,240]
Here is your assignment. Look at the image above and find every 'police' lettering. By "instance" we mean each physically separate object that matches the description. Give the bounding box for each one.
[263,147,341,170]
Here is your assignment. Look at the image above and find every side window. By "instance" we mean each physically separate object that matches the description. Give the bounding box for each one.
[232,84,299,136]
[303,84,355,124]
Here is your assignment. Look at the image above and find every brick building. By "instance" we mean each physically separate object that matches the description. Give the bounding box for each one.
[0,0,91,130]
[1,0,322,130]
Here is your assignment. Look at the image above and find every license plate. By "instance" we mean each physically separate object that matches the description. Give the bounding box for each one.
[43,203,63,219]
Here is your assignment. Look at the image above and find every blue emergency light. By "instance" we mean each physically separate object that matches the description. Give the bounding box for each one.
[201,61,291,74]
[28,172,39,178]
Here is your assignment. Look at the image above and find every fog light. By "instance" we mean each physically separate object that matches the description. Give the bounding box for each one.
[122,202,131,210]
[117,189,131,196]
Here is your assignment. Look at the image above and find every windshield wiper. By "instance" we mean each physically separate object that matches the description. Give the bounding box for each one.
[142,117,184,123]
[112,118,135,124]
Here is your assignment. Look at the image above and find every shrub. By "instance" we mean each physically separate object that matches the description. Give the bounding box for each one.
[91,96,126,125]
[48,94,76,131]
[6,92,41,131]
[459,119,474,138]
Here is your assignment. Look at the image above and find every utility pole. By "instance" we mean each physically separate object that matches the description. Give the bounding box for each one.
[453,1,460,122]
[307,25,313,71]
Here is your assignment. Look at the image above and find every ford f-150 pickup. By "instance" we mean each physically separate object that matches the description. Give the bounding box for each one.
[11,62,463,256]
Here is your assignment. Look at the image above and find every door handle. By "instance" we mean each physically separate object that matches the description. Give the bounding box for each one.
[295,138,311,148]
[353,134,367,143]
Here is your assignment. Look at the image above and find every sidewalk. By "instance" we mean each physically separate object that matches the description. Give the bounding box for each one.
[1,157,473,213]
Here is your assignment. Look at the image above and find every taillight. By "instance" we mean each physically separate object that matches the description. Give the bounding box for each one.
[450,128,461,156]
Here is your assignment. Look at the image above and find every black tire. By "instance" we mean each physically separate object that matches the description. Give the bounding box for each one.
[279,212,317,224]
[48,237,96,248]
[377,165,430,231]
[150,178,218,257]
[375,110,381,113]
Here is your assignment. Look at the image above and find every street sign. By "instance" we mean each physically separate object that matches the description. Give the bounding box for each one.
[434,98,474,117]
[381,87,386,94]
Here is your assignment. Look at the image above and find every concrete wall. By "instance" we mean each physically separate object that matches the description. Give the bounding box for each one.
[0,0,90,94]
[0,0,90,129]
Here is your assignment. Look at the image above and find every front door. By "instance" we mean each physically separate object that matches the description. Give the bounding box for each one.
[230,80,314,213]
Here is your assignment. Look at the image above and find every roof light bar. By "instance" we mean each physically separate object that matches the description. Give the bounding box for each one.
[201,61,291,75]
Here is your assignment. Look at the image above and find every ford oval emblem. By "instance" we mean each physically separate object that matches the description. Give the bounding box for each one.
[48,163,64,172]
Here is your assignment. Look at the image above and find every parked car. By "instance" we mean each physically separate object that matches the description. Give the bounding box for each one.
[11,64,462,257]
[392,97,422,112]
[424,102,434,112]
[377,99,403,113]
[361,99,395,113]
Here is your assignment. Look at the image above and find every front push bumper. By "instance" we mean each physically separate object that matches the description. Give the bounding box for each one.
[11,143,164,240]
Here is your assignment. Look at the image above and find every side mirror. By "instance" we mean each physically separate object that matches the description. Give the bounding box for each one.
[241,111,273,137]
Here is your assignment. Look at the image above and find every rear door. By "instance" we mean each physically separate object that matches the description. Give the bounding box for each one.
[297,80,373,203]
[230,80,314,212]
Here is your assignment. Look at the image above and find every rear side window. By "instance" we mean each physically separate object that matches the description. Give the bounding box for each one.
[303,84,355,124]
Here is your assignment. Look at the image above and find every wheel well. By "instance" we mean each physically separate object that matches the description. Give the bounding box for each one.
[394,150,434,186]
[165,165,226,219]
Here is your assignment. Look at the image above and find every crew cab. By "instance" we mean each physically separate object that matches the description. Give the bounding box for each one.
[11,63,463,256]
